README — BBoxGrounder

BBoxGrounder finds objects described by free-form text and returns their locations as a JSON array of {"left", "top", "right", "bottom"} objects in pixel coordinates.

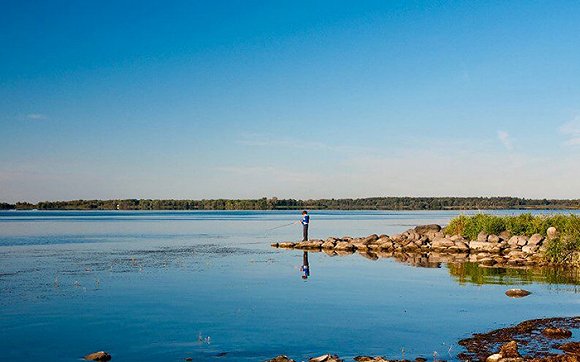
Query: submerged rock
[
  {"left": 84, "top": 351, "right": 112, "bottom": 361},
  {"left": 542, "top": 327, "right": 573, "bottom": 339},
  {"left": 558, "top": 342, "right": 580, "bottom": 355},
  {"left": 266, "top": 355, "right": 295, "bottom": 362},
  {"left": 505, "top": 289, "right": 531, "bottom": 298},
  {"left": 500, "top": 341, "right": 521, "bottom": 358}
]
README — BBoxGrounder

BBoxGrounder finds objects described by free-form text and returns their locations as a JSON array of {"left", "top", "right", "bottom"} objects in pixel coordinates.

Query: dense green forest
[{"left": 1, "top": 197, "right": 580, "bottom": 211}]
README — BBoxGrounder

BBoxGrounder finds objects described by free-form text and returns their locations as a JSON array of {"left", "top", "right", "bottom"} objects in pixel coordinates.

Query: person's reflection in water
[{"left": 300, "top": 251, "right": 310, "bottom": 279}]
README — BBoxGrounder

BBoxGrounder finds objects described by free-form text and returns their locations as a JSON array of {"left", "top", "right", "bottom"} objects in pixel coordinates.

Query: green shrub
[{"left": 444, "top": 213, "right": 580, "bottom": 263}]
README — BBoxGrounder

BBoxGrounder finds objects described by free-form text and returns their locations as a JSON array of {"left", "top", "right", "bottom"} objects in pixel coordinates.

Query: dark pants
[{"left": 303, "top": 224, "right": 308, "bottom": 241}]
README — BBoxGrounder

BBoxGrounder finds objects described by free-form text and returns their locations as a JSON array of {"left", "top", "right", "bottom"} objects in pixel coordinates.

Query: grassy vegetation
[{"left": 444, "top": 213, "right": 580, "bottom": 263}]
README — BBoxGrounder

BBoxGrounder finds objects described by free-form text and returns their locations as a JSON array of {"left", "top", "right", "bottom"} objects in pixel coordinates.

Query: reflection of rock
[
  {"left": 505, "top": 289, "right": 531, "bottom": 298},
  {"left": 84, "top": 351, "right": 112, "bottom": 361},
  {"left": 542, "top": 327, "right": 572, "bottom": 339},
  {"left": 358, "top": 251, "right": 379, "bottom": 260},
  {"left": 271, "top": 223, "right": 569, "bottom": 267}
]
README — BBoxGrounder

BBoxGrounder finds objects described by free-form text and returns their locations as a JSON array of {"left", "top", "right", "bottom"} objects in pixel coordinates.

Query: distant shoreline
[{"left": 2, "top": 197, "right": 580, "bottom": 211}]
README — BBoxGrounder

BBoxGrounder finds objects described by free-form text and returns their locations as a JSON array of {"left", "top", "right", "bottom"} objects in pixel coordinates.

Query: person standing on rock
[
  {"left": 300, "top": 210, "right": 309, "bottom": 241},
  {"left": 300, "top": 251, "right": 310, "bottom": 279}
]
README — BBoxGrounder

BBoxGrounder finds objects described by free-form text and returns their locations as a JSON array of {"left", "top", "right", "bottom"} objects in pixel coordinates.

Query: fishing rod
[{"left": 265, "top": 221, "right": 297, "bottom": 232}]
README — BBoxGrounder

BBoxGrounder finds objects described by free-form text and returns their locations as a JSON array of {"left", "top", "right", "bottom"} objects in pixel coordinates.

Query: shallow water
[{"left": 0, "top": 210, "right": 578, "bottom": 361}]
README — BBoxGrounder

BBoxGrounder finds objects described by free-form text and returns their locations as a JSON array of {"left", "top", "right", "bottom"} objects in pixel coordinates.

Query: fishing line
[{"left": 266, "top": 222, "right": 296, "bottom": 231}]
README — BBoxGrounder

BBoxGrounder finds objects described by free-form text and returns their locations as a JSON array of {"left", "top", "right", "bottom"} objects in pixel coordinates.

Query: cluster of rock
[
  {"left": 486, "top": 339, "right": 579, "bottom": 362},
  {"left": 459, "top": 316, "right": 579, "bottom": 362},
  {"left": 267, "top": 354, "right": 427, "bottom": 362},
  {"left": 272, "top": 224, "right": 559, "bottom": 267}
]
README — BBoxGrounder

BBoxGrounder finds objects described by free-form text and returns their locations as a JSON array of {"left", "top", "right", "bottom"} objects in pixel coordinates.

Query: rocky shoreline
[
  {"left": 266, "top": 317, "right": 579, "bottom": 362},
  {"left": 271, "top": 224, "right": 578, "bottom": 268}
]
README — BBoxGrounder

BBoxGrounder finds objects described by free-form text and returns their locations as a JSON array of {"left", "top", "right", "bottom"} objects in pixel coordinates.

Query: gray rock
[
  {"left": 547, "top": 227, "right": 558, "bottom": 240},
  {"left": 521, "top": 245, "right": 539, "bottom": 254},
  {"left": 414, "top": 224, "right": 441, "bottom": 234},
  {"left": 508, "top": 236, "right": 519, "bottom": 247},
  {"left": 527, "top": 233, "right": 544, "bottom": 246},
  {"left": 477, "top": 231, "right": 489, "bottom": 242},
  {"left": 431, "top": 237, "right": 455, "bottom": 249},
  {"left": 516, "top": 236, "right": 529, "bottom": 246},
  {"left": 469, "top": 241, "right": 497, "bottom": 252},
  {"left": 499, "top": 230, "right": 512, "bottom": 240}
]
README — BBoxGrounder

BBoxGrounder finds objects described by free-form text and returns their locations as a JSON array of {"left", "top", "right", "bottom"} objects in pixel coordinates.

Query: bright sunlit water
[{"left": 0, "top": 210, "right": 578, "bottom": 361}]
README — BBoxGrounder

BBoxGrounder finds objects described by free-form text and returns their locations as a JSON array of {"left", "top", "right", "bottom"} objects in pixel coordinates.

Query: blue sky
[{"left": 2, "top": 1, "right": 580, "bottom": 202}]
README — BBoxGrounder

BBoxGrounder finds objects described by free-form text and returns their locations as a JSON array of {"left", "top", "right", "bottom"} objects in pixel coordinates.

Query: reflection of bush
[
  {"left": 447, "top": 262, "right": 580, "bottom": 286},
  {"left": 445, "top": 214, "right": 580, "bottom": 263}
]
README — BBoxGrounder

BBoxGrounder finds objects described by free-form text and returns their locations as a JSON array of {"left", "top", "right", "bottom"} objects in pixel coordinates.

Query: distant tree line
[{"left": 1, "top": 197, "right": 580, "bottom": 211}]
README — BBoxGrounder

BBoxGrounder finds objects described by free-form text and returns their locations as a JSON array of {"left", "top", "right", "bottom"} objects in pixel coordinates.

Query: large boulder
[
  {"left": 547, "top": 226, "right": 558, "bottom": 240},
  {"left": 477, "top": 231, "right": 489, "bottom": 242},
  {"left": 527, "top": 233, "right": 544, "bottom": 246},
  {"left": 414, "top": 224, "right": 441, "bottom": 234},
  {"left": 431, "top": 237, "right": 455, "bottom": 249},
  {"left": 521, "top": 245, "right": 539, "bottom": 254},
  {"left": 508, "top": 236, "right": 520, "bottom": 247},
  {"left": 469, "top": 241, "right": 499, "bottom": 253},
  {"left": 516, "top": 236, "right": 529, "bottom": 246}
]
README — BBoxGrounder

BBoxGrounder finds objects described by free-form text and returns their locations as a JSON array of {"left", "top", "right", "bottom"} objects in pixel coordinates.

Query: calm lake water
[{"left": 0, "top": 210, "right": 579, "bottom": 362}]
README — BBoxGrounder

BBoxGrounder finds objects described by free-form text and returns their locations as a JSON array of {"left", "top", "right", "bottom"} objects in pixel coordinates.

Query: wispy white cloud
[
  {"left": 497, "top": 130, "right": 513, "bottom": 151},
  {"left": 25, "top": 113, "right": 48, "bottom": 120},
  {"left": 559, "top": 117, "right": 580, "bottom": 146}
]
